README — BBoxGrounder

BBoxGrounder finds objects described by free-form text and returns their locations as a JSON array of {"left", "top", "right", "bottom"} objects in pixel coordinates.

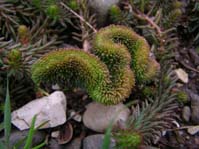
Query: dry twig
[{"left": 60, "top": 2, "right": 97, "bottom": 33}]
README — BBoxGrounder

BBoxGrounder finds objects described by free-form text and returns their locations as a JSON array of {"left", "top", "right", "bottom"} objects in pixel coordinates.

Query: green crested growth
[
  {"left": 93, "top": 25, "right": 159, "bottom": 83},
  {"left": 31, "top": 25, "right": 159, "bottom": 104},
  {"left": 31, "top": 49, "right": 108, "bottom": 89},
  {"left": 31, "top": 49, "right": 134, "bottom": 105}
]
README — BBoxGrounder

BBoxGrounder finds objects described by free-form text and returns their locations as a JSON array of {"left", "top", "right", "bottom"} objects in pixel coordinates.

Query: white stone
[
  {"left": 187, "top": 125, "right": 199, "bottom": 135},
  {"left": 88, "top": 0, "right": 119, "bottom": 24},
  {"left": 52, "top": 84, "right": 60, "bottom": 90},
  {"left": 11, "top": 91, "right": 67, "bottom": 130},
  {"left": 174, "top": 68, "right": 189, "bottom": 83},
  {"left": 83, "top": 102, "right": 130, "bottom": 132},
  {"left": 83, "top": 134, "right": 116, "bottom": 149},
  {"left": 51, "top": 131, "right": 60, "bottom": 138},
  {"left": 89, "top": 0, "right": 119, "bottom": 13},
  {"left": 70, "top": 110, "right": 82, "bottom": 122}
]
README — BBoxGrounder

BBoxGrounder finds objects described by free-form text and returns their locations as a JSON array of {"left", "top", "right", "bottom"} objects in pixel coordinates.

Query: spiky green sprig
[
  {"left": 30, "top": 0, "right": 73, "bottom": 26},
  {"left": 0, "top": 27, "right": 57, "bottom": 105},
  {"left": 0, "top": 0, "right": 39, "bottom": 39},
  {"left": 69, "top": 0, "right": 97, "bottom": 46},
  {"left": 0, "top": 0, "right": 72, "bottom": 41},
  {"left": 3, "top": 22, "right": 63, "bottom": 65},
  {"left": 114, "top": 60, "right": 178, "bottom": 146},
  {"left": 122, "top": 0, "right": 180, "bottom": 54},
  {"left": 108, "top": 4, "right": 133, "bottom": 26}
]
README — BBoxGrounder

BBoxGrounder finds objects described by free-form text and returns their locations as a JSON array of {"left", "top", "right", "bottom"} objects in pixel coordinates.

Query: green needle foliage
[
  {"left": 113, "top": 60, "right": 178, "bottom": 148},
  {"left": 4, "top": 78, "right": 11, "bottom": 149},
  {"left": 31, "top": 25, "right": 159, "bottom": 105}
]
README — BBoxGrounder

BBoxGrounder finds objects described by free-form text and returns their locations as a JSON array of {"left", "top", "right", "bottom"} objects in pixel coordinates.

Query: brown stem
[
  {"left": 128, "top": 4, "right": 165, "bottom": 51},
  {"left": 60, "top": 2, "right": 97, "bottom": 33}
]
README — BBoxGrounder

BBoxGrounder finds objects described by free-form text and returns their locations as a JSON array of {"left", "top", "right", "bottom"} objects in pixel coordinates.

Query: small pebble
[
  {"left": 51, "top": 131, "right": 60, "bottom": 138},
  {"left": 187, "top": 125, "right": 199, "bottom": 135},
  {"left": 70, "top": 110, "right": 82, "bottom": 122},
  {"left": 174, "top": 68, "right": 189, "bottom": 83},
  {"left": 83, "top": 134, "right": 115, "bottom": 149},
  {"left": 182, "top": 106, "right": 191, "bottom": 122}
]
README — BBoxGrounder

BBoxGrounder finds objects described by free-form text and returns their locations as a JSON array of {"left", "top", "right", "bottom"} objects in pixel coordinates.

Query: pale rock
[
  {"left": 51, "top": 131, "right": 60, "bottom": 138},
  {"left": 83, "top": 134, "right": 115, "bottom": 149},
  {"left": 83, "top": 102, "right": 130, "bottom": 132},
  {"left": 49, "top": 138, "right": 82, "bottom": 149},
  {"left": 187, "top": 125, "right": 199, "bottom": 135},
  {"left": 190, "top": 91, "right": 199, "bottom": 124},
  {"left": 52, "top": 84, "right": 61, "bottom": 90},
  {"left": 0, "top": 130, "right": 46, "bottom": 148},
  {"left": 174, "top": 68, "right": 189, "bottom": 83},
  {"left": 182, "top": 106, "right": 191, "bottom": 122},
  {"left": 70, "top": 110, "right": 82, "bottom": 122},
  {"left": 65, "top": 138, "right": 82, "bottom": 149},
  {"left": 88, "top": 0, "right": 119, "bottom": 25},
  {"left": 11, "top": 91, "right": 67, "bottom": 130}
]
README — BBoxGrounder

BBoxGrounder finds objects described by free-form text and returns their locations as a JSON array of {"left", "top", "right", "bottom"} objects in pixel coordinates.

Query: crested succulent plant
[{"left": 31, "top": 25, "right": 159, "bottom": 105}]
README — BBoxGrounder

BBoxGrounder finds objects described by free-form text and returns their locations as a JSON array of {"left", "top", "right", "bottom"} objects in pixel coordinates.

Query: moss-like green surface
[{"left": 31, "top": 25, "right": 158, "bottom": 104}]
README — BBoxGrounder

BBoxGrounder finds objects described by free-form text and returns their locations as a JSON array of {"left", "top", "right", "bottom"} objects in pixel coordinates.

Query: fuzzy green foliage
[
  {"left": 93, "top": 25, "right": 158, "bottom": 83},
  {"left": 17, "top": 25, "right": 29, "bottom": 38},
  {"left": 176, "top": 91, "right": 188, "bottom": 104},
  {"left": 114, "top": 129, "right": 142, "bottom": 149},
  {"left": 67, "top": 0, "right": 79, "bottom": 10},
  {"left": 142, "top": 86, "right": 156, "bottom": 98},
  {"left": 7, "top": 49, "right": 23, "bottom": 70},
  {"left": 46, "top": 4, "right": 60, "bottom": 20},
  {"left": 31, "top": 25, "right": 158, "bottom": 104},
  {"left": 31, "top": 49, "right": 134, "bottom": 105},
  {"left": 109, "top": 5, "right": 123, "bottom": 21},
  {"left": 108, "top": 4, "right": 133, "bottom": 26}
]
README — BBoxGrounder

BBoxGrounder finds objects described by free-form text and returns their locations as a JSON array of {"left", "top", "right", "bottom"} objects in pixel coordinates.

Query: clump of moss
[
  {"left": 114, "top": 129, "right": 142, "bottom": 149},
  {"left": 68, "top": 0, "right": 79, "bottom": 10},
  {"left": 31, "top": 49, "right": 134, "bottom": 105},
  {"left": 17, "top": 25, "right": 30, "bottom": 44},
  {"left": 46, "top": 4, "right": 60, "bottom": 20},
  {"left": 93, "top": 25, "right": 159, "bottom": 83},
  {"left": 31, "top": 25, "right": 159, "bottom": 105},
  {"left": 109, "top": 5, "right": 123, "bottom": 22},
  {"left": 142, "top": 86, "right": 156, "bottom": 98},
  {"left": 17, "top": 25, "right": 29, "bottom": 38},
  {"left": 176, "top": 91, "right": 188, "bottom": 104},
  {"left": 7, "top": 49, "right": 23, "bottom": 70}
]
